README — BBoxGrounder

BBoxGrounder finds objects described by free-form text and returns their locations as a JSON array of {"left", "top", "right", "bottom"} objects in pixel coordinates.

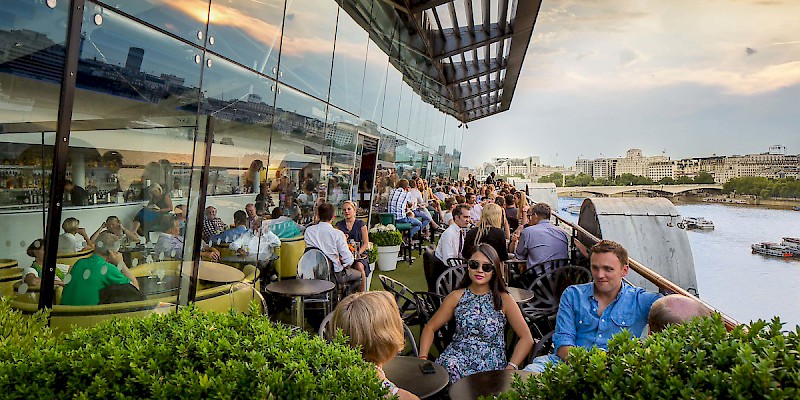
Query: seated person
[
  {"left": 229, "top": 222, "right": 280, "bottom": 261},
  {"left": 60, "top": 232, "right": 140, "bottom": 306},
  {"left": 154, "top": 214, "right": 220, "bottom": 261},
  {"left": 174, "top": 205, "right": 187, "bottom": 236},
  {"left": 513, "top": 203, "right": 569, "bottom": 270},
  {"left": 524, "top": 240, "right": 662, "bottom": 373},
  {"left": 335, "top": 201, "right": 370, "bottom": 292},
  {"left": 648, "top": 294, "right": 712, "bottom": 334},
  {"left": 332, "top": 292, "right": 420, "bottom": 400},
  {"left": 90, "top": 216, "right": 140, "bottom": 244},
  {"left": 202, "top": 206, "right": 228, "bottom": 243},
  {"left": 210, "top": 210, "right": 249, "bottom": 244},
  {"left": 57, "top": 217, "right": 93, "bottom": 254},
  {"left": 22, "top": 239, "right": 64, "bottom": 287},
  {"left": 245, "top": 203, "right": 260, "bottom": 231},
  {"left": 304, "top": 203, "right": 364, "bottom": 293},
  {"left": 261, "top": 209, "right": 304, "bottom": 238},
  {"left": 461, "top": 203, "right": 509, "bottom": 262},
  {"left": 132, "top": 204, "right": 164, "bottom": 239}
]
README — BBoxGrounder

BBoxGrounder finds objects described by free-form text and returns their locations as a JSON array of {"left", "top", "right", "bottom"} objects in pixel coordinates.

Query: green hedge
[
  {"left": 497, "top": 315, "right": 799, "bottom": 399},
  {"left": 0, "top": 299, "right": 388, "bottom": 399}
]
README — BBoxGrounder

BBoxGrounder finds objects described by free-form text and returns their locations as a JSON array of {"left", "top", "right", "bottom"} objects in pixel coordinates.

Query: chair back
[
  {"left": 446, "top": 257, "right": 465, "bottom": 268},
  {"left": 434, "top": 266, "right": 467, "bottom": 297},
  {"left": 520, "top": 265, "right": 592, "bottom": 327},
  {"left": 516, "top": 258, "right": 571, "bottom": 289},
  {"left": 378, "top": 275, "right": 420, "bottom": 325},
  {"left": 378, "top": 213, "right": 396, "bottom": 226},
  {"left": 414, "top": 291, "right": 454, "bottom": 353},
  {"left": 422, "top": 246, "right": 439, "bottom": 292},
  {"left": 298, "top": 248, "right": 333, "bottom": 281},
  {"left": 318, "top": 311, "right": 335, "bottom": 340}
]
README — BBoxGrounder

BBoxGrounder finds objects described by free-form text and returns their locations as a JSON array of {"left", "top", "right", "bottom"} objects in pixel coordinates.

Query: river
[{"left": 557, "top": 197, "right": 800, "bottom": 330}]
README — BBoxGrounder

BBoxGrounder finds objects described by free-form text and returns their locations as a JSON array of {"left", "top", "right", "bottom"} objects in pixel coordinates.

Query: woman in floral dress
[{"left": 418, "top": 244, "right": 533, "bottom": 383}]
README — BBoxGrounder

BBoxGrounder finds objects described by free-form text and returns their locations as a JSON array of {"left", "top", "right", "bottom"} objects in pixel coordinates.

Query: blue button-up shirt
[
  {"left": 515, "top": 220, "right": 569, "bottom": 270},
  {"left": 553, "top": 282, "right": 661, "bottom": 352}
]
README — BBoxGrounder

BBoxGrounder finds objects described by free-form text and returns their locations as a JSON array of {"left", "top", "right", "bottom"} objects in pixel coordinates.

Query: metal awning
[{"left": 341, "top": 0, "right": 542, "bottom": 123}]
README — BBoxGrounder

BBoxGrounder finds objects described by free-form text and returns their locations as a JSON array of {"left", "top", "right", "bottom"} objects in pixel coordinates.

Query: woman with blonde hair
[
  {"left": 461, "top": 203, "right": 509, "bottom": 261},
  {"left": 335, "top": 200, "right": 369, "bottom": 292},
  {"left": 333, "top": 292, "right": 420, "bottom": 400}
]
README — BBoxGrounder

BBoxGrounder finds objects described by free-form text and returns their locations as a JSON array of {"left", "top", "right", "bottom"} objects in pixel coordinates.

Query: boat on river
[
  {"left": 561, "top": 204, "right": 581, "bottom": 215},
  {"left": 678, "top": 217, "right": 715, "bottom": 230},
  {"left": 751, "top": 242, "right": 795, "bottom": 258}
]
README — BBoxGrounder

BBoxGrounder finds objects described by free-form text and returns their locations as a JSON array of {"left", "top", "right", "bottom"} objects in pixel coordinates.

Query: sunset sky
[{"left": 461, "top": 0, "right": 800, "bottom": 167}]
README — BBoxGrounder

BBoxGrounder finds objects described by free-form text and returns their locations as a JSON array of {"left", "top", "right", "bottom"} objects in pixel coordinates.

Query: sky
[{"left": 461, "top": 0, "right": 800, "bottom": 168}]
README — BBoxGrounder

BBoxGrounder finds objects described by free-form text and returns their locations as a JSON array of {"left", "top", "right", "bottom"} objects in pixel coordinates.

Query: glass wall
[{"left": 0, "top": 0, "right": 462, "bottom": 316}]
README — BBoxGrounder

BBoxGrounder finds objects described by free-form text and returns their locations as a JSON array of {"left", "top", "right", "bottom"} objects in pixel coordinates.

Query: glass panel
[
  {"left": 396, "top": 81, "right": 413, "bottom": 136},
  {"left": 381, "top": 62, "right": 401, "bottom": 132},
  {"left": 374, "top": 127, "right": 397, "bottom": 215},
  {"left": 328, "top": 0, "right": 369, "bottom": 114},
  {"left": 57, "top": 2, "right": 205, "bottom": 308},
  {"left": 360, "top": 39, "right": 388, "bottom": 125},
  {"left": 270, "top": 84, "right": 326, "bottom": 224},
  {"left": 0, "top": 0, "right": 67, "bottom": 304},
  {"left": 278, "top": 0, "right": 338, "bottom": 100},
  {"left": 94, "top": 0, "right": 210, "bottom": 46},
  {"left": 207, "top": 0, "right": 285, "bottom": 78}
]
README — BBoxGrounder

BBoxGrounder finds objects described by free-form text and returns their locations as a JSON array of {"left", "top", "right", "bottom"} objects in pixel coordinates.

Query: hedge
[
  {"left": 0, "top": 299, "right": 388, "bottom": 399},
  {"left": 497, "top": 315, "right": 799, "bottom": 399}
]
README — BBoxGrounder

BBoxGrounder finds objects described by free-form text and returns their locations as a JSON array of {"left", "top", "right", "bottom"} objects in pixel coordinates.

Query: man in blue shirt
[
  {"left": 514, "top": 203, "right": 569, "bottom": 270},
  {"left": 524, "top": 240, "right": 661, "bottom": 372},
  {"left": 211, "top": 210, "right": 249, "bottom": 244}
]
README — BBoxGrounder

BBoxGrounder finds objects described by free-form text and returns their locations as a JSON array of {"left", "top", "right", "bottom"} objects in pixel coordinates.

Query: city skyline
[{"left": 461, "top": 0, "right": 800, "bottom": 168}]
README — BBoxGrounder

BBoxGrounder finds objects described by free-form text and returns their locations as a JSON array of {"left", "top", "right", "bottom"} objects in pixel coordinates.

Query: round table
[
  {"left": 507, "top": 287, "right": 534, "bottom": 303},
  {"left": 181, "top": 261, "right": 246, "bottom": 283},
  {"left": 265, "top": 279, "right": 335, "bottom": 328},
  {"left": 448, "top": 370, "right": 535, "bottom": 400},
  {"left": 220, "top": 254, "right": 262, "bottom": 265},
  {"left": 383, "top": 356, "right": 449, "bottom": 399},
  {"left": 136, "top": 275, "right": 181, "bottom": 298}
]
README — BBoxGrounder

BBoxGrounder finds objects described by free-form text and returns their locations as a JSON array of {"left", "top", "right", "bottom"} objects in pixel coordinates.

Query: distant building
[{"left": 575, "top": 159, "right": 594, "bottom": 176}]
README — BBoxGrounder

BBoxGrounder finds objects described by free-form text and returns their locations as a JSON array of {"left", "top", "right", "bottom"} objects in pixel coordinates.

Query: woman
[
  {"left": 57, "top": 217, "right": 93, "bottom": 253},
  {"left": 333, "top": 292, "right": 420, "bottom": 400},
  {"left": 441, "top": 197, "right": 457, "bottom": 226},
  {"left": 515, "top": 192, "right": 530, "bottom": 233},
  {"left": 147, "top": 183, "right": 173, "bottom": 212},
  {"left": 419, "top": 244, "right": 533, "bottom": 383},
  {"left": 335, "top": 200, "right": 370, "bottom": 292},
  {"left": 22, "top": 239, "right": 64, "bottom": 287},
  {"left": 461, "top": 203, "right": 509, "bottom": 262}
]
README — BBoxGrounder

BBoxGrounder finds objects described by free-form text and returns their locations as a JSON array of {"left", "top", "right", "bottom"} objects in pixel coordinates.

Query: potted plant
[{"left": 369, "top": 224, "right": 402, "bottom": 272}]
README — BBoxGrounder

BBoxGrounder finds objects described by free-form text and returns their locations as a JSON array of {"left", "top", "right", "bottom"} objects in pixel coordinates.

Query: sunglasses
[{"left": 467, "top": 260, "right": 495, "bottom": 273}]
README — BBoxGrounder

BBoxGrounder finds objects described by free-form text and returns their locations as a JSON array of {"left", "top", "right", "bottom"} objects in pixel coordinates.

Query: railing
[{"left": 550, "top": 211, "right": 740, "bottom": 331}]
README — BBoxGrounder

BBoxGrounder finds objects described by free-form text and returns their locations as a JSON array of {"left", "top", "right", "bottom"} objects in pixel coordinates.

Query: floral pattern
[{"left": 435, "top": 288, "right": 506, "bottom": 383}]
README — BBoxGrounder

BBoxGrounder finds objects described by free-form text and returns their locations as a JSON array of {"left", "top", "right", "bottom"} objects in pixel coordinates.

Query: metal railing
[{"left": 550, "top": 211, "right": 739, "bottom": 331}]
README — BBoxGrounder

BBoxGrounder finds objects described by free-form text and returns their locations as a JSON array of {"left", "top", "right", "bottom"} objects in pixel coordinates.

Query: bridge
[{"left": 555, "top": 184, "right": 723, "bottom": 196}]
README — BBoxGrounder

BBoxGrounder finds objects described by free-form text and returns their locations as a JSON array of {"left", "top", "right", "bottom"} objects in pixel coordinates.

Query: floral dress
[{"left": 435, "top": 288, "right": 506, "bottom": 382}]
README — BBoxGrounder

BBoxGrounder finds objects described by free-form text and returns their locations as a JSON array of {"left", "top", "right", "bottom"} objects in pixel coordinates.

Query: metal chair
[
  {"left": 297, "top": 248, "right": 337, "bottom": 316},
  {"left": 446, "top": 257, "right": 466, "bottom": 268},
  {"left": 515, "top": 258, "right": 571, "bottom": 290},
  {"left": 414, "top": 291, "right": 454, "bottom": 353},
  {"left": 423, "top": 246, "right": 449, "bottom": 293},
  {"left": 378, "top": 275, "right": 421, "bottom": 326},
  {"left": 520, "top": 265, "right": 592, "bottom": 332},
  {"left": 434, "top": 265, "right": 467, "bottom": 297}
]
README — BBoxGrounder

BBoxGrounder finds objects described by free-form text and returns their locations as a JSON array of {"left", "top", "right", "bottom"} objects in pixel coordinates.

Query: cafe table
[
  {"left": 265, "top": 279, "right": 335, "bottom": 328},
  {"left": 507, "top": 287, "right": 534, "bottom": 303},
  {"left": 180, "top": 261, "right": 246, "bottom": 283},
  {"left": 136, "top": 275, "right": 181, "bottom": 299},
  {"left": 448, "top": 370, "right": 535, "bottom": 400},
  {"left": 383, "top": 356, "right": 449, "bottom": 399}
]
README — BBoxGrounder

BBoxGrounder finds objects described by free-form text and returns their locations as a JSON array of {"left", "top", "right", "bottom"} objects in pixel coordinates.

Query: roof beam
[
  {"left": 463, "top": 94, "right": 499, "bottom": 111},
  {"left": 432, "top": 23, "right": 512, "bottom": 59},
  {"left": 442, "top": 58, "right": 504, "bottom": 85},
  {"left": 457, "top": 79, "right": 502, "bottom": 100},
  {"left": 406, "top": 0, "right": 451, "bottom": 14}
]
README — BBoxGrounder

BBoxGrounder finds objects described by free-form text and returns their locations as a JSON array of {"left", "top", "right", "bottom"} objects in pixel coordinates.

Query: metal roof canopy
[{"left": 341, "top": 0, "right": 542, "bottom": 123}]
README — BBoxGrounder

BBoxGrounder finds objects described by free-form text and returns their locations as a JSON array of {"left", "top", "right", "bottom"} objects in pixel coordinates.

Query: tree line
[
  {"left": 722, "top": 176, "right": 800, "bottom": 199},
  {"left": 537, "top": 171, "right": 716, "bottom": 187}
]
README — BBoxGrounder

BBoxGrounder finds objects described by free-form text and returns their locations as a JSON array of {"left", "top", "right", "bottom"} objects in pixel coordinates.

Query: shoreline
[{"left": 559, "top": 194, "right": 800, "bottom": 211}]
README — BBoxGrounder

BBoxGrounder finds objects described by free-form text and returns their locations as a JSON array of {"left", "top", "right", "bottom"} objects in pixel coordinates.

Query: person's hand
[
  {"left": 208, "top": 250, "right": 220, "bottom": 261},
  {"left": 77, "top": 227, "right": 87, "bottom": 236},
  {"left": 100, "top": 221, "right": 107, "bottom": 229},
  {"left": 108, "top": 250, "right": 123, "bottom": 266},
  {"left": 236, "top": 248, "right": 246, "bottom": 256},
  {"left": 505, "top": 365, "right": 516, "bottom": 370}
]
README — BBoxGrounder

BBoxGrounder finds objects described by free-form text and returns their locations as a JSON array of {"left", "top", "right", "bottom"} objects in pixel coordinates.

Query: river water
[{"left": 557, "top": 197, "right": 800, "bottom": 329}]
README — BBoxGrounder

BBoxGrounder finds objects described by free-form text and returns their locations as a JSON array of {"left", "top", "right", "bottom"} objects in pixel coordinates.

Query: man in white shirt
[
  {"left": 304, "top": 203, "right": 365, "bottom": 292},
  {"left": 230, "top": 223, "right": 281, "bottom": 261},
  {"left": 466, "top": 193, "right": 482, "bottom": 222},
  {"left": 58, "top": 217, "right": 92, "bottom": 254},
  {"left": 435, "top": 204, "right": 471, "bottom": 264}
]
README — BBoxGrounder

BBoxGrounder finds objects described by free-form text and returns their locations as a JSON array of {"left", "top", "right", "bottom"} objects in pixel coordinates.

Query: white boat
[
  {"left": 781, "top": 237, "right": 800, "bottom": 256},
  {"left": 565, "top": 204, "right": 581, "bottom": 215},
  {"left": 751, "top": 242, "right": 795, "bottom": 258},
  {"left": 678, "top": 217, "right": 715, "bottom": 230}
]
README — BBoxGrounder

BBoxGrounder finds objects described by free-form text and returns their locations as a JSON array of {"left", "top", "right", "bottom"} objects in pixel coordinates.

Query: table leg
[{"left": 295, "top": 295, "right": 304, "bottom": 328}]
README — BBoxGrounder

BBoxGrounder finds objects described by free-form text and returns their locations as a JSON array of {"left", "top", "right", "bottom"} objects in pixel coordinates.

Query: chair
[
  {"left": 378, "top": 275, "right": 421, "bottom": 326},
  {"left": 515, "top": 258, "right": 571, "bottom": 290},
  {"left": 423, "top": 246, "right": 449, "bottom": 293},
  {"left": 297, "top": 248, "right": 337, "bottom": 316},
  {"left": 434, "top": 266, "right": 467, "bottom": 297},
  {"left": 529, "top": 329, "right": 556, "bottom": 361},
  {"left": 414, "top": 291, "right": 454, "bottom": 353},
  {"left": 520, "top": 266, "right": 592, "bottom": 332},
  {"left": 446, "top": 257, "right": 465, "bottom": 268},
  {"left": 319, "top": 311, "right": 418, "bottom": 357}
]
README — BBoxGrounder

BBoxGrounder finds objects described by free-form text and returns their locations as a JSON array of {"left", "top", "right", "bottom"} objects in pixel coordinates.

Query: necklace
[{"left": 375, "top": 364, "right": 385, "bottom": 378}]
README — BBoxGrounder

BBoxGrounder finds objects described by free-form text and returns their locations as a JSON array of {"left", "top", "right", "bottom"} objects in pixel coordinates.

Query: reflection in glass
[
  {"left": 279, "top": 0, "right": 338, "bottom": 100},
  {"left": 95, "top": 0, "right": 211, "bottom": 46},
  {"left": 329, "top": 1, "right": 369, "bottom": 115},
  {"left": 360, "top": 40, "right": 388, "bottom": 124},
  {"left": 207, "top": 0, "right": 285, "bottom": 78}
]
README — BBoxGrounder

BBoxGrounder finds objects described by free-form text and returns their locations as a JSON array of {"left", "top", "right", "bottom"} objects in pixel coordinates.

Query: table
[
  {"left": 136, "top": 275, "right": 180, "bottom": 299},
  {"left": 448, "top": 370, "right": 535, "bottom": 400},
  {"left": 265, "top": 279, "right": 335, "bottom": 327},
  {"left": 504, "top": 258, "right": 527, "bottom": 284},
  {"left": 507, "top": 287, "right": 534, "bottom": 303},
  {"left": 181, "top": 261, "right": 246, "bottom": 283},
  {"left": 383, "top": 356, "right": 449, "bottom": 399},
  {"left": 220, "top": 254, "right": 262, "bottom": 265}
]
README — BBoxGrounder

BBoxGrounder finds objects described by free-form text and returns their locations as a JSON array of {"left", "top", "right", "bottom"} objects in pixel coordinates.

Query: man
[
  {"left": 229, "top": 221, "right": 280, "bottom": 261},
  {"left": 245, "top": 203, "right": 260, "bottom": 231},
  {"left": 64, "top": 179, "right": 88, "bottom": 206},
  {"left": 211, "top": 210, "right": 249, "bottom": 243},
  {"left": 61, "top": 232, "right": 140, "bottom": 306},
  {"left": 155, "top": 215, "right": 220, "bottom": 261},
  {"left": 466, "top": 192, "right": 482, "bottom": 222},
  {"left": 430, "top": 204, "right": 471, "bottom": 291},
  {"left": 91, "top": 216, "right": 140, "bottom": 244},
  {"left": 485, "top": 172, "right": 496, "bottom": 186},
  {"left": 408, "top": 179, "right": 434, "bottom": 234},
  {"left": 58, "top": 217, "right": 93, "bottom": 253},
  {"left": 524, "top": 240, "right": 661, "bottom": 372},
  {"left": 202, "top": 206, "right": 227, "bottom": 243},
  {"left": 648, "top": 294, "right": 711, "bottom": 334},
  {"left": 304, "top": 202, "right": 365, "bottom": 292},
  {"left": 387, "top": 179, "right": 422, "bottom": 238},
  {"left": 514, "top": 203, "right": 569, "bottom": 270}
]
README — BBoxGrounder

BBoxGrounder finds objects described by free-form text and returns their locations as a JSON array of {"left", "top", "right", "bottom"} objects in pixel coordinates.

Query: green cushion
[
  {"left": 395, "top": 222, "right": 412, "bottom": 231},
  {"left": 378, "top": 213, "right": 394, "bottom": 226}
]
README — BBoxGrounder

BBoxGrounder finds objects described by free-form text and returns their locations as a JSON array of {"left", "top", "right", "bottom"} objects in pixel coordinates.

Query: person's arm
[
  {"left": 90, "top": 222, "right": 107, "bottom": 243},
  {"left": 514, "top": 230, "right": 528, "bottom": 259},
  {"left": 552, "top": 287, "right": 578, "bottom": 362},
  {"left": 162, "top": 194, "right": 173, "bottom": 212},
  {"left": 503, "top": 293, "right": 534, "bottom": 369},
  {"left": 396, "top": 388, "right": 420, "bottom": 400},
  {"left": 24, "top": 272, "right": 41, "bottom": 287},
  {"left": 502, "top": 209, "right": 511, "bottom": 240},
  {"left": 358, "top": 223, "right": 369, "bottom": 255},
  {"left": 77, "top": 227, "right": 94, "bottom": 249},
  {"left": 419, "top": 290, "right": 462, "bottom": 359},
  {"left": 108, "top": 250, "right": 139, "bottom": 290},
  {"left": 337, "top": 231, "right": 355, "bottom": 268},
  {"left": 121, "top": 225, "right": 140, "bottom": 242}
]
